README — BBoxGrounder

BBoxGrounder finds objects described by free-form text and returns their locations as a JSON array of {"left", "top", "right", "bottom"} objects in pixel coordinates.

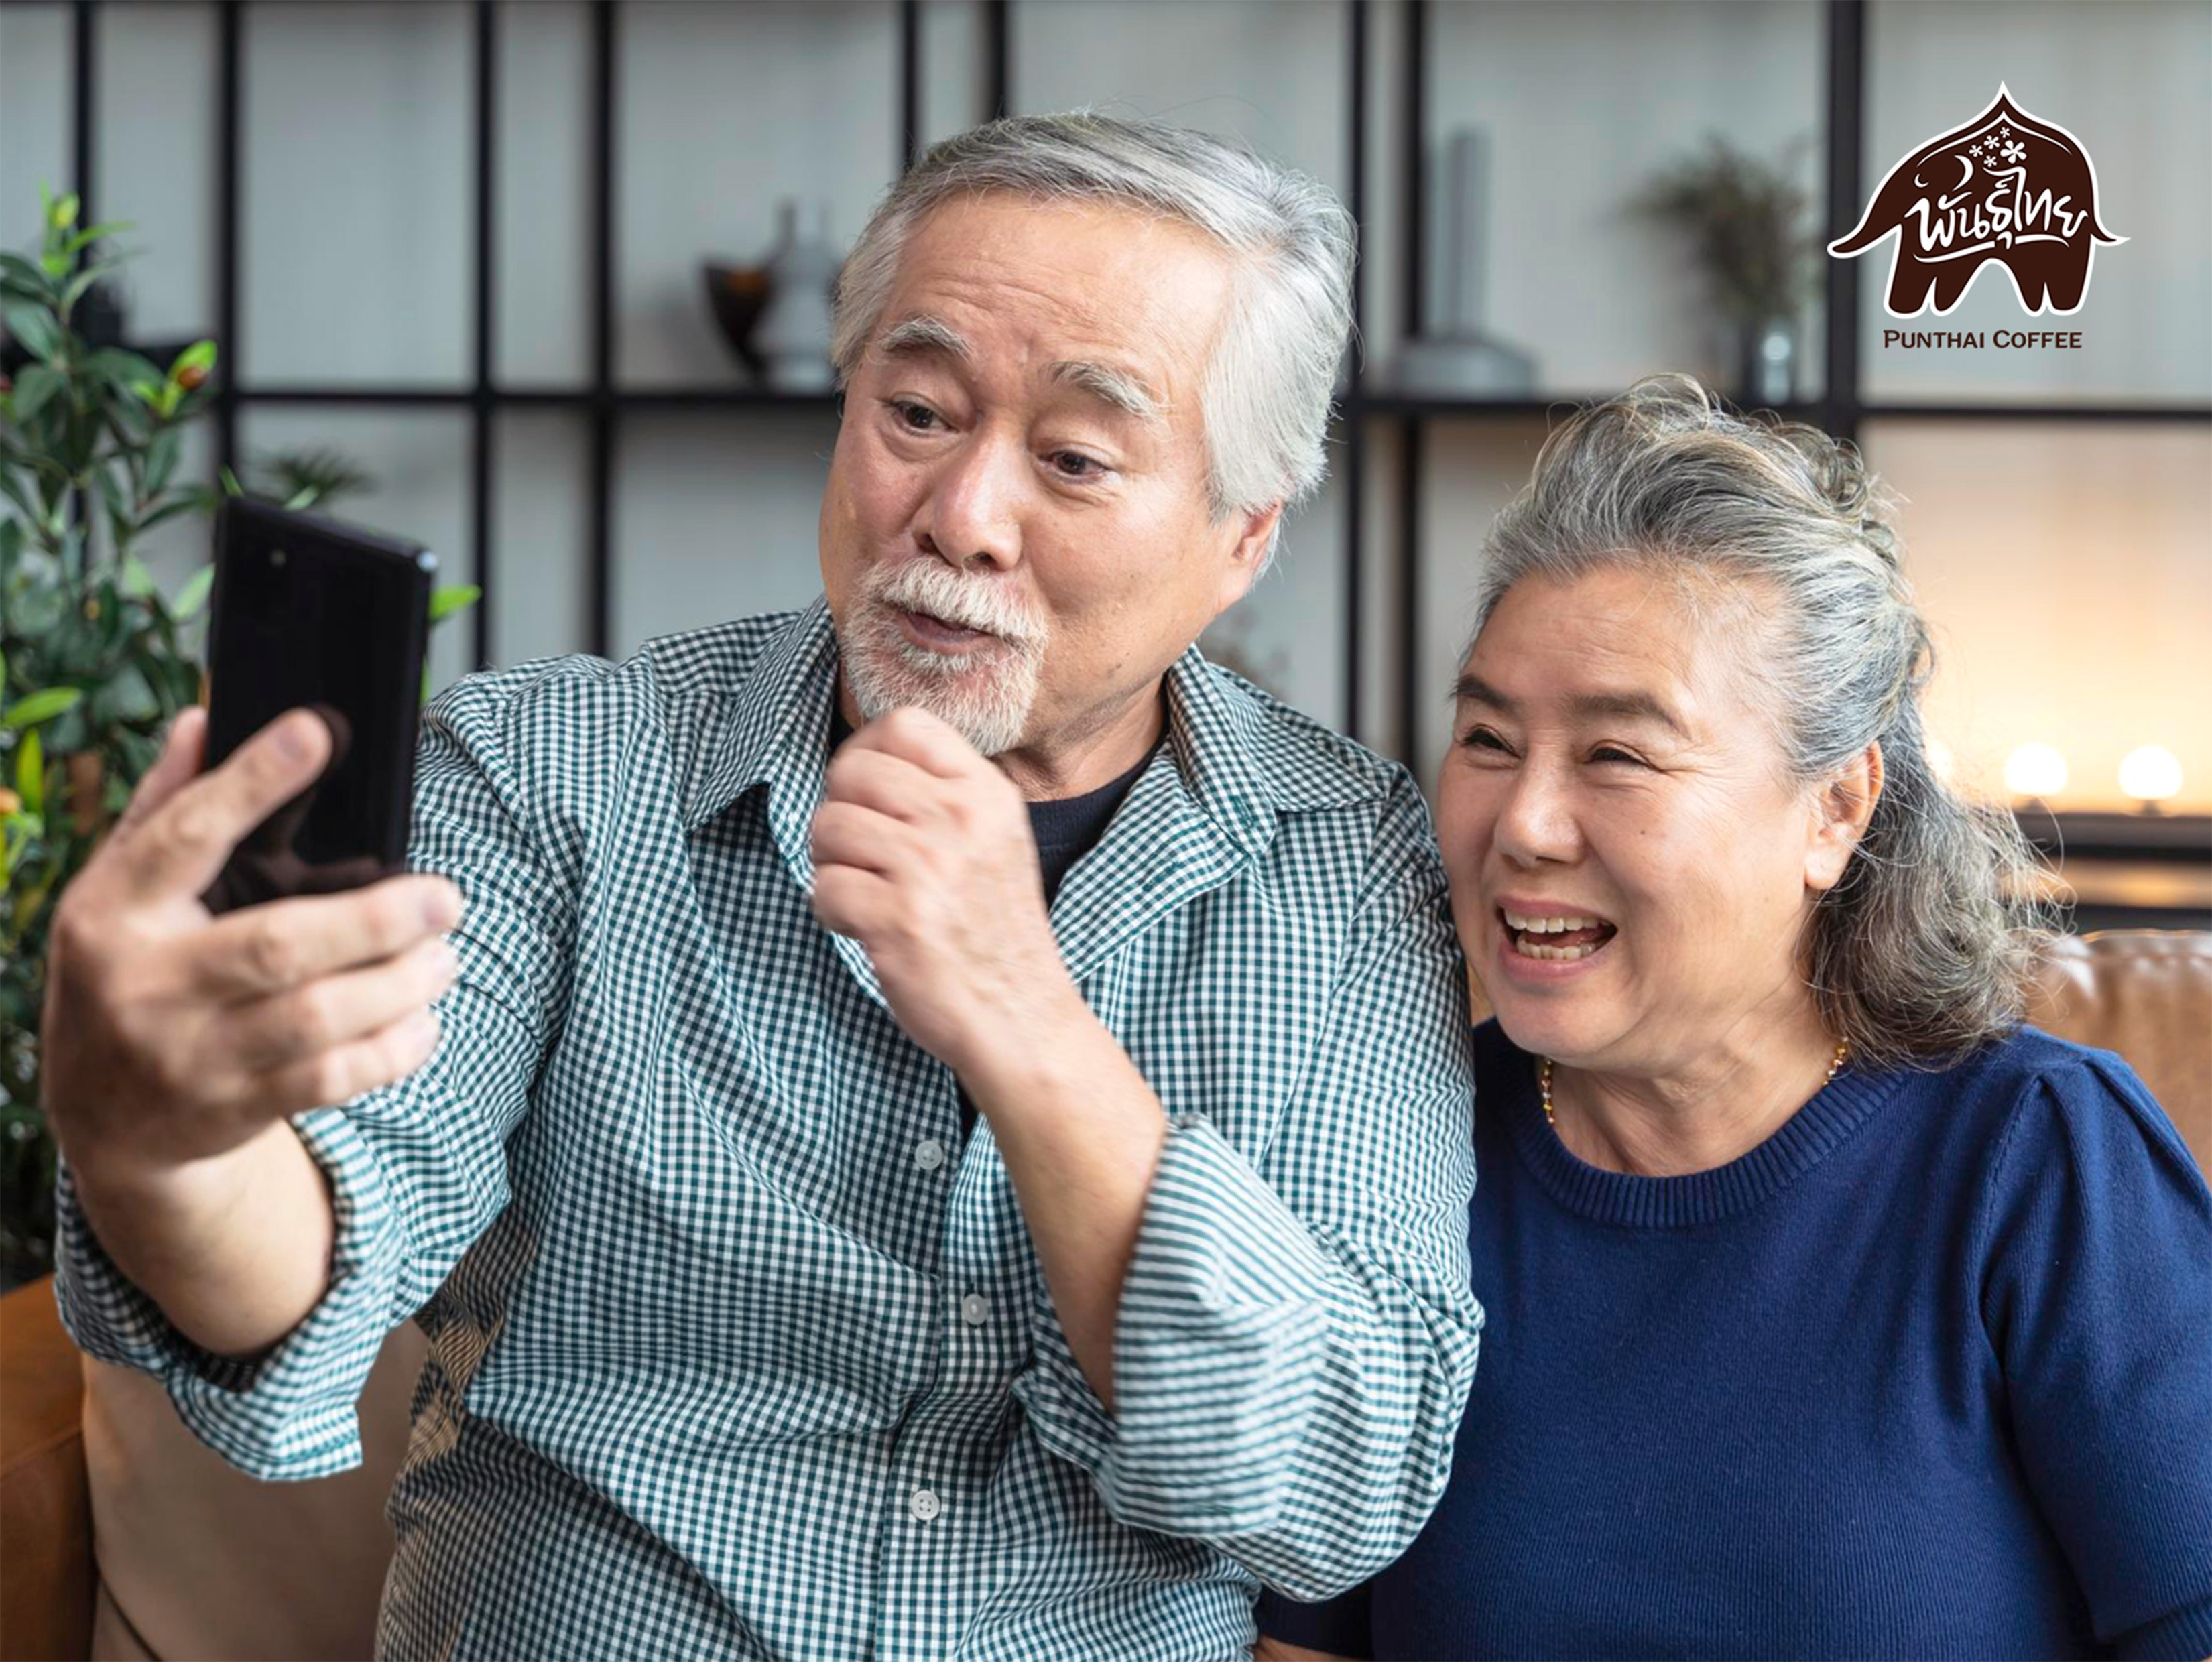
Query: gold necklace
[{"left": 1540, "top": 1039, "right": 1850, "bottom": 1130}]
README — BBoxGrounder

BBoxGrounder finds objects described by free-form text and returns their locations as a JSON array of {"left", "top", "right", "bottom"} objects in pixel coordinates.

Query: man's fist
[{"left": 808, "top": 706, "right": 1078, "bottom": 1081}]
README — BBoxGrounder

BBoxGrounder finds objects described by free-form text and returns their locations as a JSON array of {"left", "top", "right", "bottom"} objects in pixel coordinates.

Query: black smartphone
[{"left": 200, "top": 497, "right": 438, "bottom": 915}]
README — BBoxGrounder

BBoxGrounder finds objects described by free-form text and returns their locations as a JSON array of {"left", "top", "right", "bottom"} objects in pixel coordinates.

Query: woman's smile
[{"left": 1493, "top": 901, "right": 1619, "bottom": 981}]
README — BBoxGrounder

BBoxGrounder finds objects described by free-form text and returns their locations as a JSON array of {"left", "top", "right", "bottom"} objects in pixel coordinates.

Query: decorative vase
[
  {"left": 702, "top": 262, "right": 772, "bottom": 381},
  {"left": 753, "top": 200, "right": 838, "bottom": 394},
  {"left": 1392, "top": 126, "right": 1536, "bottom": 397}
]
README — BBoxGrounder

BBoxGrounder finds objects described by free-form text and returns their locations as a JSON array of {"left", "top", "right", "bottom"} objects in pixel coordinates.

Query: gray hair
[
  {"left": 1469, "top": 374, "right": 2053, "bottom": 1071},
  {"left": 830, "top": 111, "right": 1357, "bottom": 574}
]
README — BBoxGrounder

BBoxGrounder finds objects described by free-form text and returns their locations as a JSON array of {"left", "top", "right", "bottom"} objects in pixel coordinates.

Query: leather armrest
[{"left": 1, "top": 1275, "right": 94, "bottom": 1662}]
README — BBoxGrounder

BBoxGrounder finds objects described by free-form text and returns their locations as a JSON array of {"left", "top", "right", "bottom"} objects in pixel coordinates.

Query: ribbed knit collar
[{"left": 1482, "top": 1021, "right": 1910, "bottom": 1229}]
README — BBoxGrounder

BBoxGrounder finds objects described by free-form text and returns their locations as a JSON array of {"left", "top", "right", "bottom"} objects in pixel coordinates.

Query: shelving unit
[{"left": 12, "top": 0, "right": 2207, "bottom": 800}]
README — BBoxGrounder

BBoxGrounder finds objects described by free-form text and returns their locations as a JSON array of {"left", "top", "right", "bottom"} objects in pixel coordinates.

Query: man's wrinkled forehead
[{"left": 871, "top": 313, "right": 1170, "bottom": 430}]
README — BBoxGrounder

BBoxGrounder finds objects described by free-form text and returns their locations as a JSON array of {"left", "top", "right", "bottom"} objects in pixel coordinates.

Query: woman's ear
[{"left": 1805, "top": 741, "right": 1884, "bottom": 893}]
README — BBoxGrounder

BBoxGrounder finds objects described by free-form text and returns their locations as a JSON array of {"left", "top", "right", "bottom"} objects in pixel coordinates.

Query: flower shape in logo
[{"left": 2001, "top": 139, "right": 2026, "bottom": 164}]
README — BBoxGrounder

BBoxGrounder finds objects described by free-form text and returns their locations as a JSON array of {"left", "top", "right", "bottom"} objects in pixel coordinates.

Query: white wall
[{"left": 5, "top": 0, "right": 2207, "bottom": 807}]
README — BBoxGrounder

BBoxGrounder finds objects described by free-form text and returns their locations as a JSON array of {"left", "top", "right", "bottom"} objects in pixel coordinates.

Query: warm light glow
[
  {"left": 2003, "top": 743, "right": 2069, "bottom": 800},
  {"left": 2119, "top": 745, "right": 2184, "bottom": 804},
  {"left": 1924, "top": 737, "right": 1958, "bottom": 787}
]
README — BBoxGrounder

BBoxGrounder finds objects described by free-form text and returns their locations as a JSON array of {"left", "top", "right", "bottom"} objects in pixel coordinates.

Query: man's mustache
[{"left": 865, "top": 563, "right": 1047, "bottom": 650}]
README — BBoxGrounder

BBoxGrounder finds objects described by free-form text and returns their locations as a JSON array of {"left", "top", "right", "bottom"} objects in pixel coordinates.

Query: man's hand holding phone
[{"left": 40, "top": 703, "right": 461, "bottom": 1359}]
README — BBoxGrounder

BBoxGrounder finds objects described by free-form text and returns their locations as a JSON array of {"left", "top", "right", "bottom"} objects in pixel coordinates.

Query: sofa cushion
[
  {"left": 82, "top": 1320, "right": 425, "bottom": 1662},
  {"left": 1, "top": 1277, "right": 94, "bottom": 1662}
]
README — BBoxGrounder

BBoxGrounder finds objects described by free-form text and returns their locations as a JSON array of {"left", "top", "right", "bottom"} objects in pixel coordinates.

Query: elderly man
[{"left": 43, "top": 114, "right": 1479, "bottom": 1661}]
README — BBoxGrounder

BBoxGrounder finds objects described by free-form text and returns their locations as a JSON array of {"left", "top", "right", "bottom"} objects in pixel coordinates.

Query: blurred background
[{"left": 3, "top": 0, "right": 2207, "bottom": 928}]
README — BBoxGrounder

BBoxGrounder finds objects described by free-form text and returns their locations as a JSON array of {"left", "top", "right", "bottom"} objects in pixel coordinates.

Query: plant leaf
[
  {"left": 171, "top": 564, "right": 214, "bottom": 619},
  {"left": 168, "top": 340, "right": 217, "bottom": 381},
  {"left": 135, "top": 495, "right": 207, "bottom": 536},
  {"left": 86, "top": 347, "right": 162, "bottom": 394},
  {"left": 0, "top": 467, "right": 41, "bottom": 523},
  {"left": 144, "top": 427, "right": 182, "bottom": 498},
  {"left": 60, "top": 221, "right": 131, "bottom": 256},
  {"left": 1, "top": 304, "right": 63, "bottom": 365},
  {"left": 219, "top": 466, "right": 244, "bottom": 498},
  {"left": 0, "top": 253, "right": 52, "bottom": 298},
  {"left": 90, "top": 663, "right": 159, "bottom": 726},
  {"left": 60, "top": 261, "right": 123, "bottom": 315},
  {"left": 14, "top": 731, "right": 41, "bottom": 818},
  {"left": 1, "top": 688, "right": 83, "bottom": 730},
  {"left": 95, "top": 462, "right": 129, "bottom": 520},
  {"left": 10, "top": 364, "right": 66, "bottom": 424},
  {"left": 428, "top": 584, "right": 483, "bottom": 625},
  {"left": 119, "top": 555, "right": 158, "bottom": 598}
]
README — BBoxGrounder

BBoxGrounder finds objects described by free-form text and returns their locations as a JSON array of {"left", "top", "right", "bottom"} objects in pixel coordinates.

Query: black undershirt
[{"left": 826, "top": 706, "right": 1157, "bottom": 1140}]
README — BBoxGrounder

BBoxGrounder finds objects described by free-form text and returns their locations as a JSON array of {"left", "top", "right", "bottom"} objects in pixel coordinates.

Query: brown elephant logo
[{"left": 1830, "top": 84, "right": 2124, "bottom": 318}]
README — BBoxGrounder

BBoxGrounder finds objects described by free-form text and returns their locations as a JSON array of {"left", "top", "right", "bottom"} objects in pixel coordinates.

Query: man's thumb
[{"left": 113, "top": 705, "right": 209, "bottom": 834}]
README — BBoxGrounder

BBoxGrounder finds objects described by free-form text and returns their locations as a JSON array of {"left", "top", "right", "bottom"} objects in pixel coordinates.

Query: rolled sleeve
[
  {"left": 49, "top": 662, "right": 581, "bottom": 1481},
  {"left": 54, "top": 1107, "right": 406, "bottom": 1480},
  {"left": 1026, "top": 773, "right": 1483, "bottom": 1601},
  {"left": 1097, "top": 1116, "right": 1335, "bottom": 1533}
]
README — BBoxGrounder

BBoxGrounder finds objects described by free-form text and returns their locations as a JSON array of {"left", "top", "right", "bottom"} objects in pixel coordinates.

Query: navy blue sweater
[{"left": 1259, "top": 1020, "right": 2212, "bottom": 1659}]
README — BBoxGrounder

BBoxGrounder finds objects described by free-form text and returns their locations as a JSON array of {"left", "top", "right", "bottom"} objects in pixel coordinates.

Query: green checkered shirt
[{"left": 56, "top": 598, "right": 1482, "bottom": 1661}]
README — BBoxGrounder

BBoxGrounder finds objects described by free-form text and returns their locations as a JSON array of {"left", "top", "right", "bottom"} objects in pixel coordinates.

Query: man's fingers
[
  {"left": 812, "top": 863, "right": 896, "bottom": 942},
  {"left": 119, "top": 708, "right": 333, "bottom": 904},
  {"left": 250, "top": 1003, "right": 444, "bottom": 1121},
  {"left": 822, "top": 745, "right": 945, "bottom": 826},
  {"left": 187, "top": 871, "right": 464, "bottom": 1001},
  {"left": 808, "top": 802, "right": 910, "bottom": 877},
  {"left": 849, "top": 706, "right": 987, "bottom": 781},
  {"left": 219, "top": 934, "right": 459, "bottom": 1073}
]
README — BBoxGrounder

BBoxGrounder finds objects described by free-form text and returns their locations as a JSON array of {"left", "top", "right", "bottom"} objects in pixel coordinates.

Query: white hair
[
  {"left": 1469, "top": 375, "right": 2054, "bottom": 1070},
  {"left": 831, "top": 111, "right": 1357, "bottom": 574}
]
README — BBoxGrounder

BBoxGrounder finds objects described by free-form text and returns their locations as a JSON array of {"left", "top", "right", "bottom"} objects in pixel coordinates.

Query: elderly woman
[{"left": 1258, "top": 377, "right": 2212, "bottom": 1661}]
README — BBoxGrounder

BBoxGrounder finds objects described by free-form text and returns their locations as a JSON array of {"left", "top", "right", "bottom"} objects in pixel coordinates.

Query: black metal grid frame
[{"left": 13, "top": 0, "right": 2209, "bottom": 762}]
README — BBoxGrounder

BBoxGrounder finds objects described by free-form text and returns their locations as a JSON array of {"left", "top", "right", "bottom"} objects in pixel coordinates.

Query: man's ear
[
  {"left": 1217, "top": 502, "right": 1283, "bottom": 609},
  {"left": 1806, "top": 740, "right": 1884, "bottom": 893}
]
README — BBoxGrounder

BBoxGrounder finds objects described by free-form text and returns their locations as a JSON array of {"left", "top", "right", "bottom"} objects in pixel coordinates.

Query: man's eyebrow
[
  {"left": 1046, "top": 359, "right": 1167, "bottom": 427},
  {"left": 870, "top": 322, "right": 1164, "bottom": 426},
  {"left": 1452, "top": 674, "right": 1691, "bottom": 741},
  {"left": 875, "top": 316, "right": 972, "bottom": 361}
]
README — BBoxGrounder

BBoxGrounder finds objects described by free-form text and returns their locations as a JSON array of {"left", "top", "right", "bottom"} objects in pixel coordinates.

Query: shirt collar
[
  {"left": 678, "top": 597, "right": 840, "bottom": 852},
  {"left": 676, "top": 596, "right": 1385, "bottom": 864}
]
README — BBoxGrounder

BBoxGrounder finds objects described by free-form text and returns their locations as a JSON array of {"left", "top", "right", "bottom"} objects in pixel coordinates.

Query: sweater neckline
[{"left": 1487, "top": 1024, "right": 1908, "bottom": 1228}]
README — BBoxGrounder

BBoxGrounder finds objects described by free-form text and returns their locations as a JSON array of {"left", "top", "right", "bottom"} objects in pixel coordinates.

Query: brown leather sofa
[{"left": 3, "top": 930, "right": 2209, "bottom": 1662}]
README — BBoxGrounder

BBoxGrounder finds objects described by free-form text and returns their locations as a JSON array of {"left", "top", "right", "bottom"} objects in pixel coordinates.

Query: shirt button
[
  {"left": 959, "top": 1293, "right": 989, "bottom": 1327},
  {"left": 913, "top": 1139, "right": 946, "bottom": 1172},
  {"left": 909, "top": 1488, "right": 941, "bottom": 1523}
]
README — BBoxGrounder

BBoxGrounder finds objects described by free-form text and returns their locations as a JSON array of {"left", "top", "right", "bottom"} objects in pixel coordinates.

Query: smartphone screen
[{"left": 200, "top": 499, "right": 436, "bottom": 914}]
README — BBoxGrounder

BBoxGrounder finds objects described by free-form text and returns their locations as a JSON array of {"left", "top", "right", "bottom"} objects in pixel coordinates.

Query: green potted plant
[
  {"left": 1634, "top": 135, "right": 1819, "bottom": 407},
  {"left": 1, "top": 187, "right": 479, "bottom": 1289}
]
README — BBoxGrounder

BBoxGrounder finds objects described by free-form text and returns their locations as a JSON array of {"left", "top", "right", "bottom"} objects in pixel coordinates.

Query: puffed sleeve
[{"left": 1978, "top": 1047, "right": 2212, "bottom": 1659}]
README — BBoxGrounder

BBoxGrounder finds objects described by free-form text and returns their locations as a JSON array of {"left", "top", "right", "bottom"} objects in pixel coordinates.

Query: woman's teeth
[
  {"left": 1501, "top": 909, "right": 1616, "bottom": 961},
  {"left": 1514, "top": 938, "right": 1602, "bottom": 961},
  {"left": 1502, "top": 910, "right": 1605, "bottom": 933}
]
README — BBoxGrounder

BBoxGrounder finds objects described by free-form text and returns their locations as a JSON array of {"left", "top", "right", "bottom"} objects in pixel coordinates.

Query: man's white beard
[{"left": 839, "top": 560, "right": 1049, "bottom": 757}]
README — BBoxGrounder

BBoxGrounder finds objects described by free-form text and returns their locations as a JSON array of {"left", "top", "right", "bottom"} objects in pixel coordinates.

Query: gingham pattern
[{"left": 54, "top": 597, "right": 1482, "bottom": 1662}]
